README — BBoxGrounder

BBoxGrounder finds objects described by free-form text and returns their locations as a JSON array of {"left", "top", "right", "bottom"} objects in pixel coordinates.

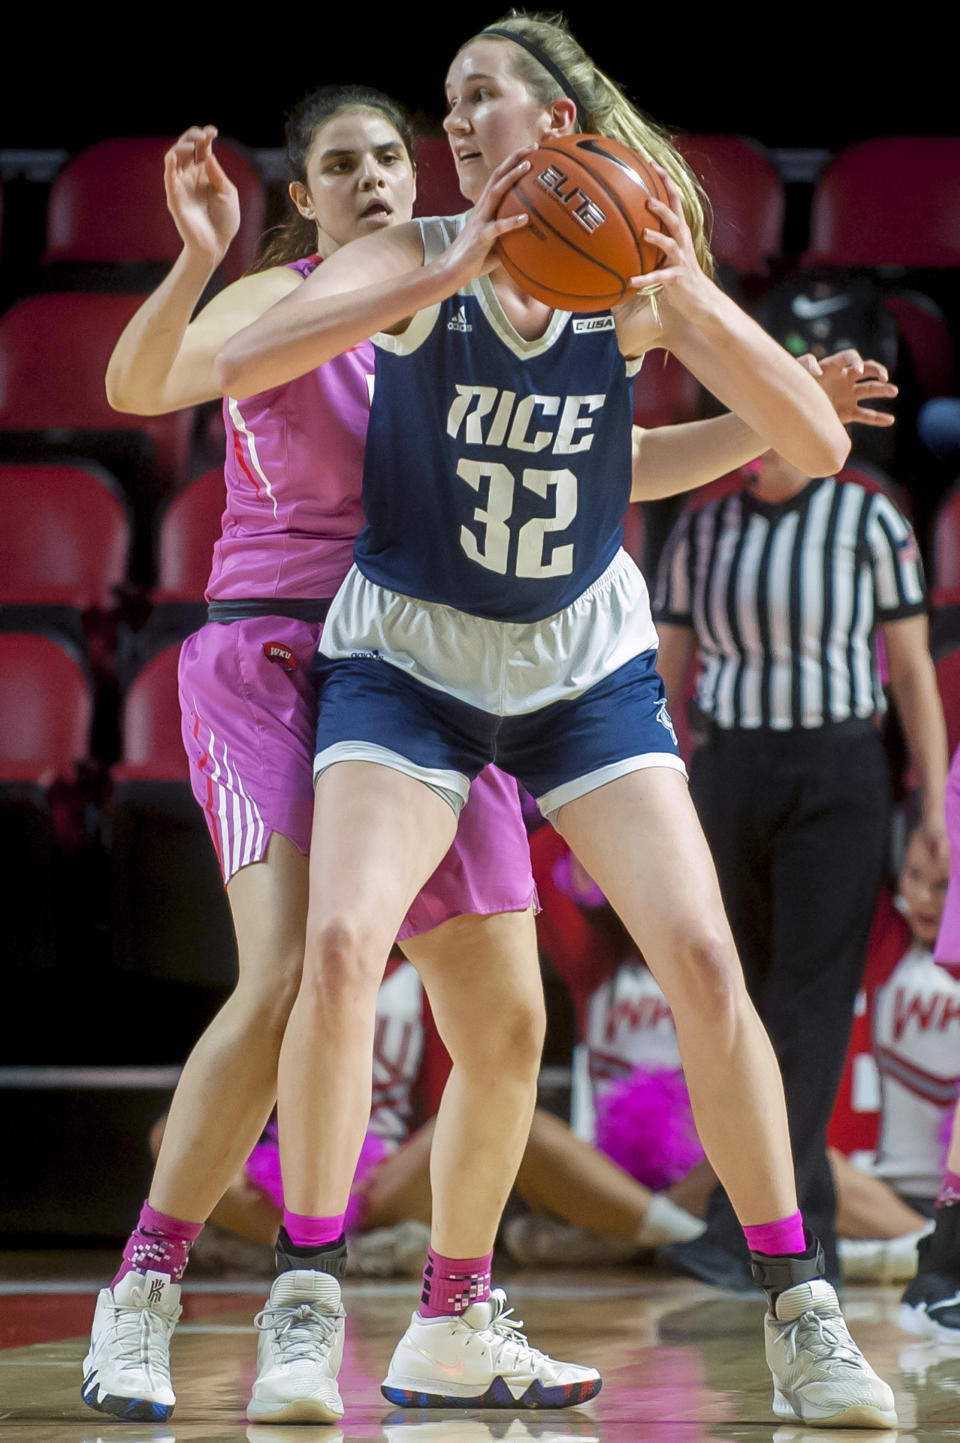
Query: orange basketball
[{"left": 495, "top": 134, "right": 670, "bottom": 312}]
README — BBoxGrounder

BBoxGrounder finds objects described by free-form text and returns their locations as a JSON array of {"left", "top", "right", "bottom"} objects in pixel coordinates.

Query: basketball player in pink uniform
[{"left": 83, "top": 91, "right": 577, "bottom": 1426}]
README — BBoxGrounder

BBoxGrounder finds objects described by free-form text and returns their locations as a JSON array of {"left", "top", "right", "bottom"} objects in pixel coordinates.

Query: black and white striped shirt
[{"left": 653, "top": 476, "right": 927, "bottom": 730}]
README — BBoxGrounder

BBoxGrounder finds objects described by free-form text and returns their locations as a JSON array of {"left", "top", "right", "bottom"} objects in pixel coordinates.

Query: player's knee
[
  {"left": 301, "top": 913, "right": 384, "bottom": 1006},
  {"left": 454, "top": 993, "right": 545, "bottom": 1081},
  {"left": 230, "top": 931, "right": 304, "bottom": 1034},
  {"left": 236, "top": 967, "right": 302, "bottom": 1037},
  {"left": 505, "top": 996, "right": 547, "bottom": 1075},
  {"left": 669, "top": 928, "right": 745, "bottom": 1024}
]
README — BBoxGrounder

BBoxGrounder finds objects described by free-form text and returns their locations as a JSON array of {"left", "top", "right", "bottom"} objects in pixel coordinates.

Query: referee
[{"left": 653, "top": 439, "right": 948, "bottom": 1291}]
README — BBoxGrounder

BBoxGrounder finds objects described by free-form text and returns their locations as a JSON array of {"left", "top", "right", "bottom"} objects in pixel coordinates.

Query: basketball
[{"left": 495, "top": 134, "right": 670, "bottom": 312}]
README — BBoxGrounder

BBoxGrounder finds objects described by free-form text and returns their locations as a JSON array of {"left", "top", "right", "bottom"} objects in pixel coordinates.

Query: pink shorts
[
  {"left": 178, "top": 616, "right": 535, "bottom": 937},
  {"left": 935, "top": 747, "right": 960, "bottom": 974}
]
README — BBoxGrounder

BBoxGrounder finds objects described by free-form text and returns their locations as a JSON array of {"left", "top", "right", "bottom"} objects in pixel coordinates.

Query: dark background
[{"left": 2, "top": 12, "right": 952, "bottom": 152}]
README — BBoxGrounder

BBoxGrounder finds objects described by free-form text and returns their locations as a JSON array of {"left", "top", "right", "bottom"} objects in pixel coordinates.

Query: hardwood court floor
[{"left": 2, "top": 1253, "right": 959, "bottom": 1442}]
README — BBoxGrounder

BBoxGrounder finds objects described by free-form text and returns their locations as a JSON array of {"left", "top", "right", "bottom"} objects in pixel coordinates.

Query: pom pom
[
  {"left": 245, "top": 1137, "right": 284, "bottom": 1211},
  {"left": 594, "top": 1066, "right": 704, "bottom": 1190},
  {"left": 244, "top": 1126, "right": 390, "bottom": 1234},
  {"left": 344, "top": 1131, "right": 390, "bottom": 1235},
  {"left": 553, "top": 850, "right": 606, "bottom": 908}
]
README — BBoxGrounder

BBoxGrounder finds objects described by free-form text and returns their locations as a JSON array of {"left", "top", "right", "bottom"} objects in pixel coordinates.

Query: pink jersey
[{"left": 206, "top": 255, "right": 370, "bottom": 602}]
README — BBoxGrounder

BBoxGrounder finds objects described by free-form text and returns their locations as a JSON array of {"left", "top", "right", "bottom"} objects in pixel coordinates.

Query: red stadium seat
[
  {"left": 413, "top": 135, "right": 468, "bottom": 217},
  {"left": 0, "top": 462, "right": 129, "bottom": 609},
  {"left": 0, "top": 293, "right": 195, "bottom": 582},
  {"left": 0, "top": 460, "right": 131, "bottom": 667},
  {"left": 109, "top": 643, "right": 237, "bottom": 992},
  {"left": 633, "top": 351, "right": 701, "bottom": 428},
  {"left": 44, "top": 137, "right": 266, "bottom": 283},
  {"left": 0, "top": 632, "right": 92, "bottom": 785},
  {"left": 0, "top": 293, "right": 193, "bottom": 486},
  {"left": 154, "top": 469, "right": 224, "bottom": 603},
  {"left": 884, "top": 292, "right": 955, "bottom": 401},
  {"left": 121, "top": 469, "right": 224, "bottom": 669},
  {"left": 675, "top": 134, "right": 784, "bottom": 275},
  {"left": 0, "top": 632, "right": 94, "bottom": 987},
  {"left": 115, "top": 644, "right": 187, "bottom": 781},
  {"left": 803, "top": 138, "right": 960, "bottom": 269}
]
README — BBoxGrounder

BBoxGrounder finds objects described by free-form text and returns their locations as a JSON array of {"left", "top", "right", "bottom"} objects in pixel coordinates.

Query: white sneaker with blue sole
[
  {"left": 381, "top": 1288, "right": 601, "bottom": 1409},
  {"left": 81, "top": 1269, "right": 180, "bottom": 1422}
]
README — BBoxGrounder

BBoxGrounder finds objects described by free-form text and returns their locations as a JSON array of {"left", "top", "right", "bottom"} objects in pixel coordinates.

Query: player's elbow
[
  {"left": 104, "top": 375, "right": 161, "bottom": 417},
  {"left": 804, "top": 421, "right": 851, "bottom": 479},
  {"left": 213, "top": 337, "right": 246, "bottom": 398},
  {"left": 104, "top": 366, "right": 140, "bottom": 415}
]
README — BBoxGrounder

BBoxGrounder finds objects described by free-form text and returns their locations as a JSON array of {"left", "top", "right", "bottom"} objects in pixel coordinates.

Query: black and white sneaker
[{"left": 900, "top": 1205, "right": 960, "bottom": 1344}]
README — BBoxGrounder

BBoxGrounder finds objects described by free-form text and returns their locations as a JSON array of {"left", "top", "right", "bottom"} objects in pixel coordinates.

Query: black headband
[{"left": 480, "top": 27, "right": 587, "bottom": 127}]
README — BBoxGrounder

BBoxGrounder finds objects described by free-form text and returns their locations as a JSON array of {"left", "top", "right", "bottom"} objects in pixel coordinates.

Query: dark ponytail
[{"left": 250, "top": 84, "right": 416, "bottom": 273}]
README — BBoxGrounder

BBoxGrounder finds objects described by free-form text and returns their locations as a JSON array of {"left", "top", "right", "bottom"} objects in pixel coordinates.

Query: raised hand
[
  {"left": 163, "top": 125, "right": 241, "bottom": 264},
  {"left": 626, "top": 160, "right": 715, "bottom": 323},
  {"left": 797, "top": 350, "right": 898, "bottom": 428}
]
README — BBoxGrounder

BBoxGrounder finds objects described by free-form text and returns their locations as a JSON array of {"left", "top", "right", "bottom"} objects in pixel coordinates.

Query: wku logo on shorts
[{"left": 262, "top": 642, "right": 296, "bottom": 673}]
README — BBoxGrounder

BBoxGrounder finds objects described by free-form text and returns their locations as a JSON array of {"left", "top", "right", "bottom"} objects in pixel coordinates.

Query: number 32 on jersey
[
  {"left": 457, "top": 461, "right": 577, "bottom": 578},
  {"left": 446, "top": 384, "right": 605, "bottom": 580}
]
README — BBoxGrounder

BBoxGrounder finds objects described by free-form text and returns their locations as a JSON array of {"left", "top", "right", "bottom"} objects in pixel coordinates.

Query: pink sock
[
  {"left": 743, "top": 1210, "right": 806, "bottom": 1256},
  {"left": 420, "top": 1248, "right": 493, "bottom": 1318},
  {"left": 113, "top": 1200, "right": 204, "bottom": 1287},
  {"left": 282, "top": 1210, "right": 346, "bottom": 1249},
  {"left": 937, "top": 1170, "right": 960, "bottom": 1208}
]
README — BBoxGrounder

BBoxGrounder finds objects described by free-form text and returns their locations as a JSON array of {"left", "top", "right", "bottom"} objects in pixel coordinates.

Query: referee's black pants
[{"left": 688, "top": 720, "right": 892, "bottom": 1284}]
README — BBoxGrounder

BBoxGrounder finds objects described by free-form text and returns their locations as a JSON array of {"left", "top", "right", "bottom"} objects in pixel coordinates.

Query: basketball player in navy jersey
[{"left": 219, "top": 13, "right": 898, "bottom": 1429}]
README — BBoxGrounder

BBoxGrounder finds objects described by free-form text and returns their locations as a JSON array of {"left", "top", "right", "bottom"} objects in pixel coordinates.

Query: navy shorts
[{"left": 313, "top": 647, "right": 686, "bottom": 820}]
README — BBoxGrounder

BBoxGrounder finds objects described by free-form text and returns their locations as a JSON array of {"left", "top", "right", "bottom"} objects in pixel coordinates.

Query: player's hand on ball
[
  {"left": 799, "top": 349, "right": 898, "bottom": 428},
  {"left": 627, "top": 162, "right": 713, "bottom": 325},
  {"left": 441, "top": 149, "right": 533, "bottom": 287},
  {"left": 164, "top": 125, "right": 241, "bottom": 263}
]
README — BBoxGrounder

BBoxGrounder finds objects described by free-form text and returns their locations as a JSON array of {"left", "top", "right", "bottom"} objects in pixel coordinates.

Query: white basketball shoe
[
  {"left": 839, "top": 1223, "right": 933, "bottom": 1284},
  {"left": 764, "top": 1279, "right": 898, "bottom": 1428},
  {"left": 81, "top": 1269, "right": 181, "bottom": 1422},
  {"left": 381, "top": 1288, "right": 601, "bottom": 1408},
  {"left": 246, "top": 1269, "right": 346, "bottom": 1423}
]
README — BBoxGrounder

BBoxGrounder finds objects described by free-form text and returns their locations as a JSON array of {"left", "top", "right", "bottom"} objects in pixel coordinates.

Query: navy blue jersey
[{"left": 354, "top": 221, "right": 636, "bottom": 623}]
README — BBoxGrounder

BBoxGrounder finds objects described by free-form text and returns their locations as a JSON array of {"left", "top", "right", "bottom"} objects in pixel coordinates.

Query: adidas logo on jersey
[
  {"left": 447, "top": 305, "right": 473, "bottom": 333},
  {"left": 572, "top": 316, "right": 615, "bottom": 333}
]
